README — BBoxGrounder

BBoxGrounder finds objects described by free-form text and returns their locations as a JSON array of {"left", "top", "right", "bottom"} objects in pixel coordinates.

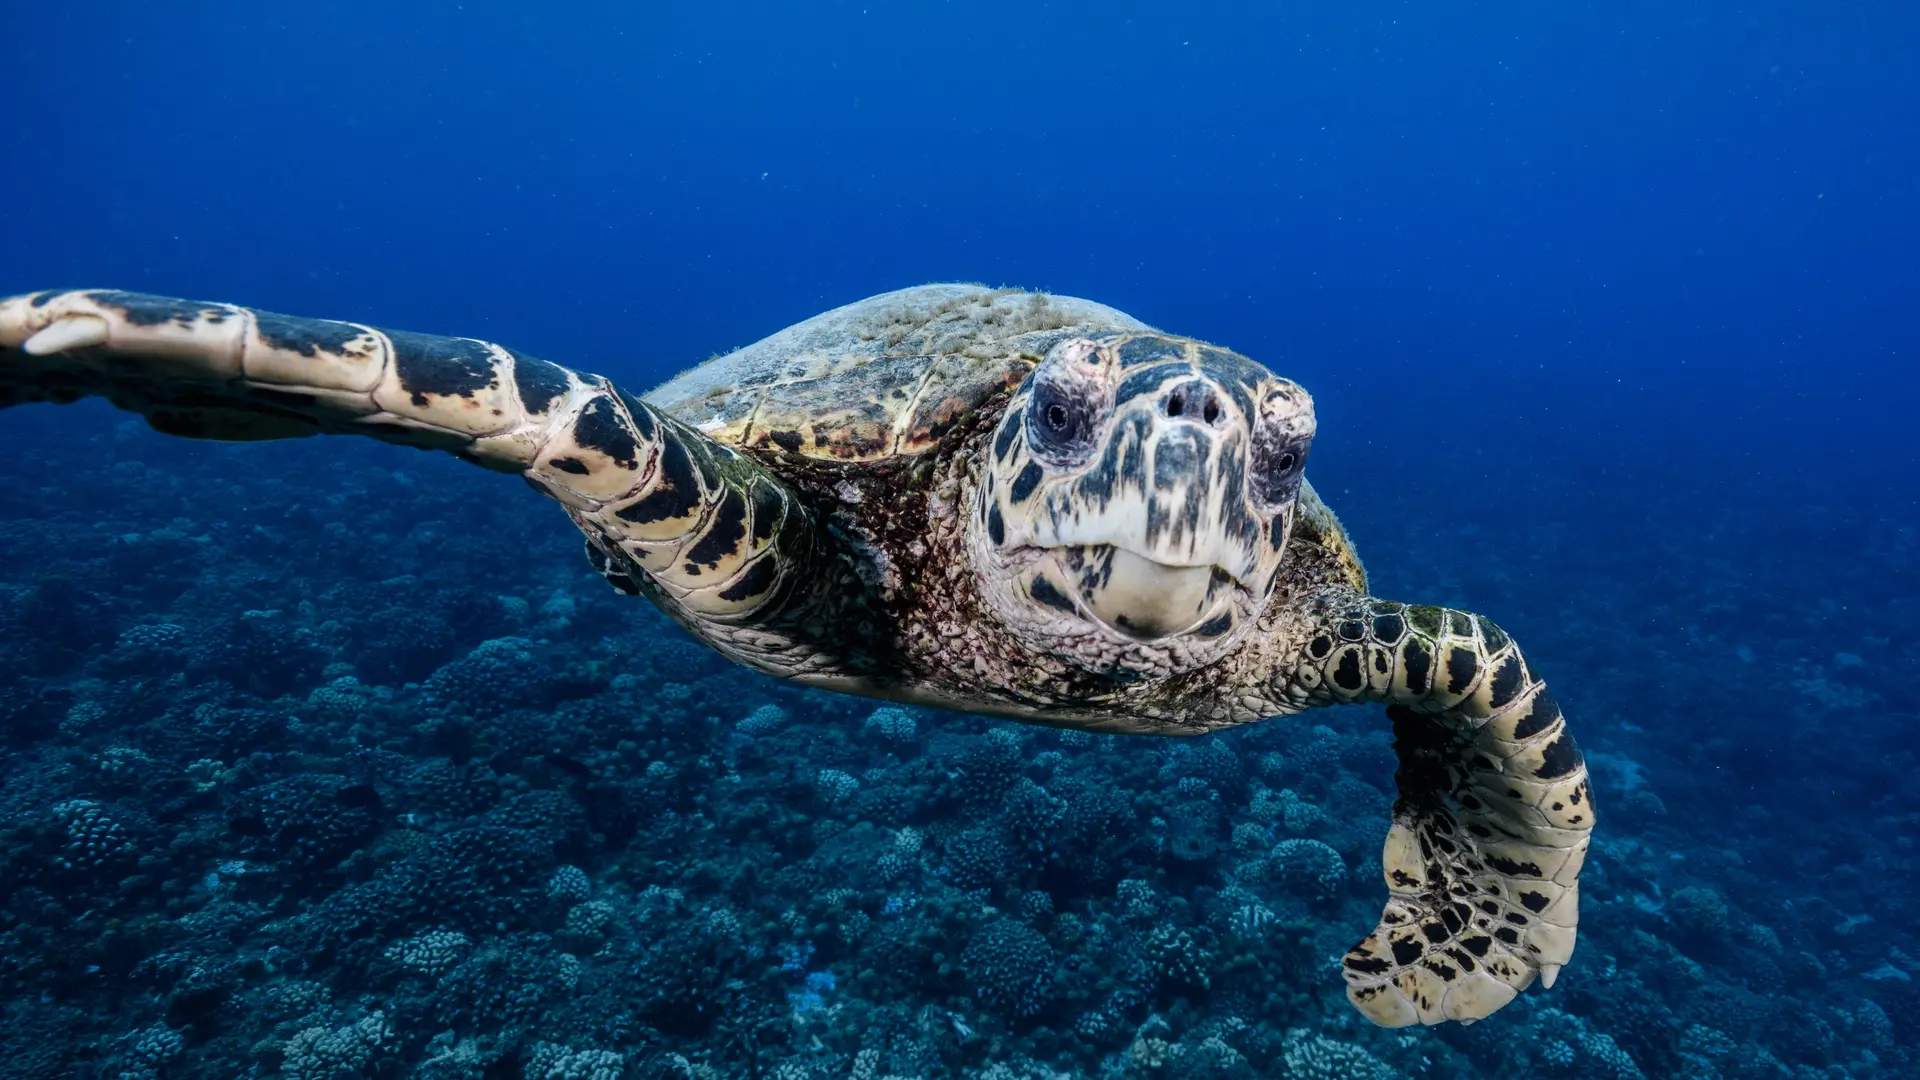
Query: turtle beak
[
  {"left": 1031, "top": 544, "right": 1236, "bottom": 641},
  {"left": 1080, "top": 547, "right": 1221, "bottom": 639}
]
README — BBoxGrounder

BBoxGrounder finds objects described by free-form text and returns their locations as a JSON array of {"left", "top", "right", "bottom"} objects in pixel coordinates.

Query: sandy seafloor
[{"left": 0, "top": 399, "right": 1912, "bottom": 1080}]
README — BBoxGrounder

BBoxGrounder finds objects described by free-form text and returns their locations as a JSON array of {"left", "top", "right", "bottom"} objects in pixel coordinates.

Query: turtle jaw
[{"left": 1020, "top": 543, "right": 1248, "bottom": 643}]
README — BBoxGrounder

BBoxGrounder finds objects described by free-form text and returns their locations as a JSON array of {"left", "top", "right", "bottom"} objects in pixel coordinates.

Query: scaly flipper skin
[
  {"left": 1279, "top": 597, "right": 1593, "bottom": 1026},
  {"left": 0, "top": 289, "right": 814, "bottom": 622}
]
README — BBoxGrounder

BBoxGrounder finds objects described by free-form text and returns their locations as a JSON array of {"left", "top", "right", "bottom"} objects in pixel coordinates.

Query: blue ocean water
[{"left": 2, "top": 1, "right": 1916, "bottom": 1077}]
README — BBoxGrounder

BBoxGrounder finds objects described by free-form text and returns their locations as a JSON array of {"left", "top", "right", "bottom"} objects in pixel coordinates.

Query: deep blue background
[
  {"left": 2, "top": 4, "right": 1918, "bottom": 1067},
  {"left": 4, "top": 0, "right": 1918, "bottom": 747},
  {"left": 6, "top": 0, "right": 1916, "bottom": 494}
]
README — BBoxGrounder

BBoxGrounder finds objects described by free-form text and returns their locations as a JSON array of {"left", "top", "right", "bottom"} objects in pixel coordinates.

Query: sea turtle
[{"left": 0, "top": 283, "right": 1591, "bottom": 1026}]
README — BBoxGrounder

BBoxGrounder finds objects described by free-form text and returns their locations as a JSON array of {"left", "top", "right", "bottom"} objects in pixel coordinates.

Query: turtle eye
[
  {"left": 1026, "top": 376, "right": 1102, "bottom": 466},
  {"left": 1250, "top": 380, "right": 1314, "bottom": 509},
  {"left": 1250, "top": 433, "right": 1311, "bottom": 508}
]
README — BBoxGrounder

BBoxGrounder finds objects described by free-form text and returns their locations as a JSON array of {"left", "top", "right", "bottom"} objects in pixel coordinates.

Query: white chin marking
[{"left": 1082, "top": 547, "right": 1217, "bottom": 640}]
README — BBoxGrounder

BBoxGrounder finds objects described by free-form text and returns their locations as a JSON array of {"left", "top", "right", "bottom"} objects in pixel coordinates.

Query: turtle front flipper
[
  {"left": 1282, "top": 600, "right": 1593, "bottom": 1026},
  {"left": 0, "top": 288, "right": 813, "bottom": 622}
]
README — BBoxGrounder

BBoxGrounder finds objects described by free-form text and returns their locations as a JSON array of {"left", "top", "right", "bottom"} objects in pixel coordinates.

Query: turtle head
[{"left": 971, "top": 333, "right": 1314, "bottom": 678}]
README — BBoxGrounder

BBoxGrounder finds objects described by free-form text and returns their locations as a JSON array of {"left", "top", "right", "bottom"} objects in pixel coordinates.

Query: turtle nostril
[{"left": 1163, "top": 382, "right": 1225, "bottom": 424}]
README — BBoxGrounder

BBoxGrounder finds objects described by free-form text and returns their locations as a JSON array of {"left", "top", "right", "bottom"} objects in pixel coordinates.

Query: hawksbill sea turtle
[{"left": 0, "top": 283, "right": 1592, "bottom": 1026}]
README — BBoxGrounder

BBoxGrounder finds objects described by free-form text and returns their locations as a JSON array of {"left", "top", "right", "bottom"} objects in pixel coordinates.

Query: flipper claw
[{"left": 22, "top": 315, "right": 108, "bottom": 355}]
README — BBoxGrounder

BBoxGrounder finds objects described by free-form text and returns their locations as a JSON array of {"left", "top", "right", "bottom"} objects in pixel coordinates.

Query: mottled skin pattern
[{"left": 0, "top": 283, "right": 1591, "bottom": 1027}]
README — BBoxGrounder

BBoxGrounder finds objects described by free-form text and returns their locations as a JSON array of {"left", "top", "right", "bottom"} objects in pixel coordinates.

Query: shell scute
[
  {"left": 749, "top": 351, "right": 932, "bottom": 461},
  {"left": 897, "top": 353, "right": 1036, "bottom": 456},
  {"left": 645, "top": 285, "right": 1150, "bottom": 465}
]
